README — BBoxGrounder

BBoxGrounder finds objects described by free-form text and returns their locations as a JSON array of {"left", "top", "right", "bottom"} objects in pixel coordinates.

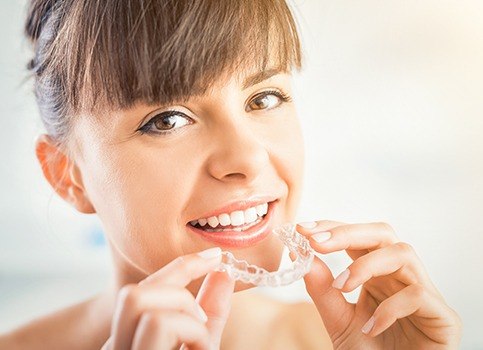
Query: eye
[
  {"left": 138, "top": 110, "right": 192, "bottom": 136},
  {"left": 246, "top": 89, "right": 292, "bottom": 112}
]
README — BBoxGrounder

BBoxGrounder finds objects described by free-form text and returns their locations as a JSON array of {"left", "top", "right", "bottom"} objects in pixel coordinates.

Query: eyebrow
[{"left": 242, "top": 68, "right": 284, "bottom": 90}]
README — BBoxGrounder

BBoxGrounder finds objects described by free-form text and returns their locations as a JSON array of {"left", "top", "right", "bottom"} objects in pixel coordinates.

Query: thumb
[
  {"left": 303, "top": 255, "right": 355, "bottom": 339},
  {"left": 195, "top": 271, "right": 235, "bottom": 347}
]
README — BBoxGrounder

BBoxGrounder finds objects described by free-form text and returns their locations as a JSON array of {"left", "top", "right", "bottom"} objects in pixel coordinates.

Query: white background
[{"left": 1, "top": 0, "right": 482, "bottom": 348}]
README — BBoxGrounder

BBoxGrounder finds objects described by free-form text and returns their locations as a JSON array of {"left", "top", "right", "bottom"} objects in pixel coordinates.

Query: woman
[{"left": 0, "top": 0, "right": 461, "bottom": 348}]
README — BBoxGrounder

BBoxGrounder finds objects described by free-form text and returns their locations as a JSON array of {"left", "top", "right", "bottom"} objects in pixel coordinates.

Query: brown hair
[{"left": 25, "top": 0, "right": 303, "bottom": 150}]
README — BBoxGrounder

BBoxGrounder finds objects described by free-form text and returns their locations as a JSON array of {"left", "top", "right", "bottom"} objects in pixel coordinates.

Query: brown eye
[
  {"left": 246, "top": 90, "right": 292, "bottom": 112},
  {"left": 154, "top": 115, "right": 179, "bottom": 130},
  {"left": 139, "top": 111, "right": 192, "bottom": 135}
]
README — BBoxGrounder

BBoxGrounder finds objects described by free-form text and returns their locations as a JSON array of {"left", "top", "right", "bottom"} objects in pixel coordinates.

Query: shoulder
[
  {"left": 0, "top": 296, "right": 107, "bottom": 350},
  {"left": 231, "top": 291, "right": 333, "bottom": 349},
  {"left": 271, "top": 299, "right": 333, "bottom": 349}
]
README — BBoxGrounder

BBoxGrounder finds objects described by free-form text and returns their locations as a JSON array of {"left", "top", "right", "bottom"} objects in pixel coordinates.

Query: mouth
[{"left": 186, "top": 199, "right": 277, "bottom": 249}]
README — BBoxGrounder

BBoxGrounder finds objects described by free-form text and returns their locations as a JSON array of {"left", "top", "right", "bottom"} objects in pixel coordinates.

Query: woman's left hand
[{"left": 295, "top": 220, "right": 462, "bottom": 349}]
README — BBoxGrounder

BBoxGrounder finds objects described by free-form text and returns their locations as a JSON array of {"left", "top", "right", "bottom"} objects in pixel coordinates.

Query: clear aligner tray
[{"left": 215, "top": 223, "right": 315, "bottom": 287}]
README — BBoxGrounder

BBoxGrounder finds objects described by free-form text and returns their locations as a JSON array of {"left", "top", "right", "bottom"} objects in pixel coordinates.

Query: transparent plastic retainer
[{"left": 215, "top": 223, "right": 315, "bottom": 287}]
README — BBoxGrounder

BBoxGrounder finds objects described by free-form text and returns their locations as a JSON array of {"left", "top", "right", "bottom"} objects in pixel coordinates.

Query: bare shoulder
[
  {"left": 278, "top": 300, "right": 333, "bottom": 349},
  {"left": 224, "top": 291, "right": 333, "bottom": 350},
  {"left": 0, "top": 295, "right": 108, "bottom": 350}
]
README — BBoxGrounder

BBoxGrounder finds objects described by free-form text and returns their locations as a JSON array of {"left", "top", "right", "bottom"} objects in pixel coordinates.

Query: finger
[
  {"left": 297, "top": 220, "right": 346, "bottom": 236},
  {"left": 333, "top": 242, "right": 430, "bottom": 293},
  {"left": 100, "top": 337, "right": 112, "bottom": 350},
  {"left": 302, "top": 255, "right": 355, "bottom": 340},
  {"left": 361, "top": 283, "right": 453, "bottom": 338},
  {"left": 139, "top": 247, "right": 222, "bottom": 288},
  {"left": 297, "top": 220, "right": 362, "bottom": 261},
  {"left": 111, "top": 285, "right": 207, "bottom": 350},
  {"left": 196, "top": 271, "right": 235, "bottom": 349},
  {"left": 131, "top": 311, "right": 210, "bottom": 350},
  {"left": 297, "top": 220, "right": 367, "bottom": 260},
  {"left": 301, "top": 222, "right": 398, "bottom": 259}
]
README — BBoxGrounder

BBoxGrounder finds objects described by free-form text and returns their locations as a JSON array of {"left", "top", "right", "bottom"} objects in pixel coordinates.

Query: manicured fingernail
[
  {"left": 332, "top": 269, "right": 350, "bottom": 289},
  {"left": 197, "top": 247, "right": 222, "bottom": 259},
  {"left": 299, "top": 221, "right": 317, "bottom": 229},
  {"left": 361, "top": 316, "right": 375, "bottom": 334},
  {"left": 196, "top": 303, "right": 208, "bottom": 323},
  {"left": 311, "top": 231, "right": 331, "bottom": 243}
]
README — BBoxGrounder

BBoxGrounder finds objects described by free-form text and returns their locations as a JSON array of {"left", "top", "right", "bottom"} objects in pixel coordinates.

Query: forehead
[
  {"left": 192, "top": 66, "right": 291, "bottom": 96},
  {"left": 49, "top": 0, "right": 302, "bottom": 125}
]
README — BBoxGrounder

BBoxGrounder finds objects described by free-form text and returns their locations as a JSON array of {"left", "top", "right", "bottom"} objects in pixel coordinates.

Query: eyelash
[{"left": 138, "top": 89, "right": 292, "bottom": 136}]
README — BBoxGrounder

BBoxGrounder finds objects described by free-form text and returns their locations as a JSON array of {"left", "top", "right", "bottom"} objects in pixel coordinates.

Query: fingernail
[
  {"left": 196, "top": 303, "right": 208, "bottom": 323},
  {"left": 311, "top": 231, "right": 331, "bottom": 243},
  {"left": 361, "top": 316, "right": 375, "bottom": 334},
  {"left": 197, "top": 247, "right": 222, "bottom": 259},
  {"left": 332, "top": 269, "right": 350, "bottom": 289},
  {"left": 299, "top": 221, "right": 318, "bottom": 229}
]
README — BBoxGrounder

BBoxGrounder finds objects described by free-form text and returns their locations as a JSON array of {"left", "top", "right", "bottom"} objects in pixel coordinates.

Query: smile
[
  {"left": 189, "top": 202, "right": 268, "bottom": 231},
  {"left": 186, "top": 199, "right": 277, "bottom": 248}
]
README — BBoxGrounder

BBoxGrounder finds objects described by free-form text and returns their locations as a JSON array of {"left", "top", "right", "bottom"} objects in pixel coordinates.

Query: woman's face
[{"left": 70, "top": 69, "right": 305, "bottom": 291}]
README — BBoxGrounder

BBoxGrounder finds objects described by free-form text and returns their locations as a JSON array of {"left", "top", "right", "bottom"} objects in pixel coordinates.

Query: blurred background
[{"left": 1, "top": 0, "right": 482, "bottom": 348}]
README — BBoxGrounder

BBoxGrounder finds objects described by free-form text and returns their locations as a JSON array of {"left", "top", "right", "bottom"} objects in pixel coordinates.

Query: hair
[{"left": 25, "top": 0, "right": 303, "bottom": 152}]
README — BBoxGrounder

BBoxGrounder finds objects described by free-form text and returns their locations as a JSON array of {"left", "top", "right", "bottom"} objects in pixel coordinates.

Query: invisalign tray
[{"left": 215, "top": 223, "right": 315, "bottom": 287}]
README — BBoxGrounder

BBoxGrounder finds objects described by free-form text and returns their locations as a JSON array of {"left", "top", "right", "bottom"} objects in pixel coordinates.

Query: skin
[
  {"left": 0, "top": 69, "right": 461, "bottom": 349},
  {"left": 64, "top": 71, "right": 302, "bottom": 291},
  {"left": 295, "top": 220, "right": 462, "bottom": 349}
]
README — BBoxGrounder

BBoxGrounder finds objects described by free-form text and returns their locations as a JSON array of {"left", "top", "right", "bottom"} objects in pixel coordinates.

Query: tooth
[
  {"left": 190, "top": 220, "right": 198, "bottom": 226},
  {"left": 218, "top": 213, "right": 231, "bottom": 226},
  {"left": 261, "top": 203, "right": 268, "bottom": 215},
  {"left": 198, "top": 218, "right": 208, "bottom": 226},
  {"left": 244, "top": 207, "right": 258, "bottom": 224},
  {"left": 230, "top": 210, "right": 245, "bottom": 226},
  {"left": 256, "top": 203, "right": 268, "bottom": 216},
  {"left": 207, "top": 216, "right": 219, "bottom": 228}
]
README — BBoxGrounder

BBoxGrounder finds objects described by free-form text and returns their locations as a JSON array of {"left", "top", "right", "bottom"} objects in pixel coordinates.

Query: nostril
[{"left": 224, "top": 173, "right": 246, "bottom": 180}]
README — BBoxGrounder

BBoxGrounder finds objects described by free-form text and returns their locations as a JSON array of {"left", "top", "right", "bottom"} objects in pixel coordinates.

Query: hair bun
[{"left": 24, "top": 0, "right": 57, "bottom": 43}]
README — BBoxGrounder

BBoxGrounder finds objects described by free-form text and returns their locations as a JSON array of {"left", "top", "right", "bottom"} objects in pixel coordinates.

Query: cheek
[
  {"left": 268, "top": 112, "right": 305, "bottom": 220},
  {"left": 80, "top": 142, "right": 199, "bottom": 271},
  {"left": 75, "top": 109, "right": 305, "bottom": 273}
]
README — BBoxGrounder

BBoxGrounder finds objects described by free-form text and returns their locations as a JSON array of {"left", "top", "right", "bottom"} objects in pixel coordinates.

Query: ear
[{"left": 35, "top": 134, "right": 96, "bottom": 214}]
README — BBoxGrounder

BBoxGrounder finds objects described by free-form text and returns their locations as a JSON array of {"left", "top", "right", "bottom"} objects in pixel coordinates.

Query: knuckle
[
  {"left": 167, "top": 255, "right": 193, "bottom": 280},
  {"left": 172, "top": 255, "right": 186, "bottom": 268},
  {"left": 173, "top": 255, "right": 191, "bottom": 273},
  {"left": 177, "top": 288, "right": 196, "bottom": 307},
  {"left": 318, "top": 220, "right": 335, "bottom": 227},
  {"left": 178, "top": 286, "right": 194, "bottom": 299},
  {"left": 141, "top": 311, "right": 167, "bottom": 332},
  {"left": 377, "top": 221, "right": 396, "bottom": 235},
  {"left": 376, "top": 297, "right": 391, "bottom": 313},
  {"left": 118, "top": 283, "right": 141, "bottom": 309},
  {"left": 178, "top": 260, "right": 192, "bottom": 277},
  {"left": 409, "top": 283, "right": 425, "bottom": 299},
  {"left": 394, "top": 241, "right": 415, "bottom": 256},
  {"left": 334, "top": 224, "right": 351, "bottom": 237},
  {"left": 346, "top": 260, "right": 362, "bottom": 278}
]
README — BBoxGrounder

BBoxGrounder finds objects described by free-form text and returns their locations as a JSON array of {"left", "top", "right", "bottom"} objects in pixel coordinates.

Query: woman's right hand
[{"left": 101, "top": 247, "right": 234, "bottom": 350}]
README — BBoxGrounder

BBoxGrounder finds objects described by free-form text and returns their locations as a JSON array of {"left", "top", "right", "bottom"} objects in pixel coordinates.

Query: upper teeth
[{"left": 190, "top": 203, "right": 269, "bottom": 228}]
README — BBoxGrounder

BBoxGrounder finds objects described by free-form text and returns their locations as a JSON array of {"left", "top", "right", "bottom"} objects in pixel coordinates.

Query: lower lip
[{"left": 187, "top": 201, "right": 276, "bottom": 248}]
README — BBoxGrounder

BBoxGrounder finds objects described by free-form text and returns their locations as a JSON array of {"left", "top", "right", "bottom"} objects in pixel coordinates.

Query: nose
[{"left": 206, "top": 120, "right": 270, "bottom": 183}]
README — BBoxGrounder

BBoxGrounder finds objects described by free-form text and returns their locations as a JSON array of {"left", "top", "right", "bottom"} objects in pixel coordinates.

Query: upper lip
[{"left": 188, "top": 195, "right": 278, "bottom": 222}]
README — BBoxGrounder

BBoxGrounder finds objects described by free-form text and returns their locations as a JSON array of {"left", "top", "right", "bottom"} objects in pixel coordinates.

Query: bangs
[{"left": 46, "top": 0, "right": 303, "bottom": 114}]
